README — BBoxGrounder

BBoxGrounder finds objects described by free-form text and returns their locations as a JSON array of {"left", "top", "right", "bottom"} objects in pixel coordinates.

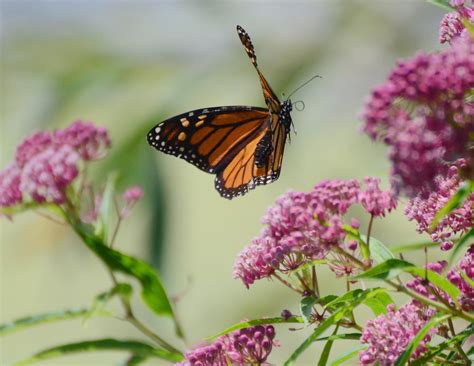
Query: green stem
[
  {"left": 386, "top": 280, "right": 474, "bottom": 323},
  {"left": 272, "top": 273, "right": 304, "bottom": 295},
  {"left": 366, "top": 214, "right": 374, "bottom": 248},
  {"left": 447, "top": 318, "right": 470, "bottom": 365}
]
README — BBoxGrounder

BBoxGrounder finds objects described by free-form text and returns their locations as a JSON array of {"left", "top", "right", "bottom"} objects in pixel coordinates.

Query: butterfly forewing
[{"left": 147, "top": 106, "right": 270, "bottom": 174}]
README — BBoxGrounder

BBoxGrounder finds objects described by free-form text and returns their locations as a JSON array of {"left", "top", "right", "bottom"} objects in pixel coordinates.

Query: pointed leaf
[
  {"left": 330, "top": 345, "right": 367, "bottom": 366},
  {"left": 0, "top": 308, "right": 94, "bottom": 337},
  {"left": 404, "top": 267, "right": 461, "bottom": 305},
  {"left": 426, "top": 0, "right": 456, "bottom": 11},
  {"left": 450, "top": 227, "right": 474, "bottom": 266},
  {"left": 364, "top": 235, "right": 394, "bottom": 263},
  {"left": 391, "top": 241, "right": 439, "bottom": 254},
  {"left": 207, "top": 316, "right": 304, "bottom": 340},
  {"left": 394, "top": 314, "right": 451, "bottom": 366},
  {"left": 355, "top": 259, "right": 414, "bottom": 280},
  {"left": 13, "top": 338, "right": 183, "bottom": 365},
  {"left": 70, "top": 220, "right": 183, "bottom": 337},
  {"left": 429, "top": 181, "right": 474, "bottom": 232},
  {"left": 300, "top": 296, "right": 317, "bottom": 325}
]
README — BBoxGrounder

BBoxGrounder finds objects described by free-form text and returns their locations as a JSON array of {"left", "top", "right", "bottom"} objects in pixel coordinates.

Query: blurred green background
[{"left": 1, "top": 1, "right": 449, "bottom": 365}]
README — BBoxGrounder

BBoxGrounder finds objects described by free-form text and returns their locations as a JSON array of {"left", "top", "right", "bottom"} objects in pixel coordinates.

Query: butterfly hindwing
[
  {"left": 215, "top": 117, "right": 288, "bottom": 199},
  {"left": 147, "top": 106, "right": 270, "bottom": 174}
]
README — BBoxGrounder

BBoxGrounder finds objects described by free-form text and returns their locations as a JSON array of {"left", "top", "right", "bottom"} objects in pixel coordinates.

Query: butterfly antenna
[{"left": 286, "top": 75, "right": 321, "bottom": 100}]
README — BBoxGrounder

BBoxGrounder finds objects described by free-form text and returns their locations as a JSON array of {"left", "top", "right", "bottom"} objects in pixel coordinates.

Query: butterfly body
[{"left": 147, "top": 25, "right": 294, "bottom": 199}]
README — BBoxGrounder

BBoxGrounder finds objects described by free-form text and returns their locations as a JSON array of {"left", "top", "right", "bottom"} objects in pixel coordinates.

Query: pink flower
[
  {"left": 359, "top": 303, "right": 436, "bottom": 365},
  {"left": 407, "top": 261, "right": 451, "bottom": 305},
  {"left": 177, "top": 325, "right": 276, "bottom": 366},
  {"left": 404, "top": 163, "right": 473, "bottom": 249},
  {"left": 0, "top": 120, "right": 110, "bottom": 208},
  {"left": 54, "top": 120, "right": 110, "bottom": 161},
  {"left": 361, "top": 36, "right": 474, "bottom": 196},
  {"left": 439, "top": 12, "right": 465, "bottom": 44},
  {"left": 234, "top": 179, "right": 389, "bottom": 288},
  {"left": 359, "top": 177, "right": 397, "bottom": 217},
  {"left": 19, "top": 145, "right": 80, "bottom": 204},
  {"left": 447, "top": 245, "right": 474, "bottom": 311},
  {"left": 0, "top": 164, "right": 22, "bottom": 207},
  {"left": 123, "top": 186, "right": 143, "bottom": 204}
]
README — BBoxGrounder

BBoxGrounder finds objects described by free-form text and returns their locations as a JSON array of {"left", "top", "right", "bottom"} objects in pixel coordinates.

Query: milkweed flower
[
  {"left": 361, "top": 35, "right": 474, "bottom": 196},
  {"left": 404, "top": 162, "right": 473, "bottom": 249},
  {"left": 234, "top": 178, "right": 396, "bottom": 288},
  {"left": 447, "top": 245, "right": 474, "bottom": 311},
  {"left": 0, "top": 164, "right": 22, "bottom": 207},
  {"left": 359, "top": 303, "right": 436, "bottom": 365},
  {"left": 177, "top": 325, "right": 277, "bottom": 366},
  {"left": 0, "top": 120, "right": 110, "bottom": 208},
  {"left": 121, "top": 186, "right": 144, "bottom": 218},
  {"left": 439, "top": 0, "right": 474, "bottom": 44},
  {"left": 406, "top": 247, "right": 473, "bottom": 311}
]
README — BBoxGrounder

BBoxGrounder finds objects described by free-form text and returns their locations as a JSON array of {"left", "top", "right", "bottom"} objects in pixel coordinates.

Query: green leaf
[
  {"left": 364, "top": 235, "right": 395, "bottom": 263},
  {"left": 411, "top": 324, "right": 474, "bottom": 365},
  {"left": 125, "top": 354, "right": 149, "bottom": 366},
  {"left": 391, "top": 241, "right": 439, "bottom": 254},
  {"left": 394, "top": 314, "right": 451, "bottom": 366},
  {"left": 450, "top": 227, "right": 474, "bottom": 266},
  {"left": 84, "top": 283, "right": 132, "bottom": 323},
  {"left": 316, "top": 333, "right": 361, "bottom": 342},
  {"left": 426, "top": 0, "right": 455, "bottom": 11},
  {"left": 429, "top": 181, "right": 474, "bottom": 232},
  {"left": 300, "top": 296, "right": 317, "bottom": 325},
  {"left": 344, "top": 226, "right": 370, "bottom": 260},
  {"left": 329, "top": 345, "right": 367, "bottom": 366},
  {"left": 317, "top": 326, "right": 339, "bottom": 366},
  {"left": 70, "top": 220, "right": 183, "bottom": 337},
  {"left": 363, "top": 290, "right": 393, "bottom": 315},
  {"left": 13, "top": 338, "right": 183, "bottom": 365},
  {"left": 284, "top": 288, "right": 386, "bottom": 365},
  {"left": 94, "top": 173, "right": 117, "bottom": 241},
  {"left": 0, "top": 308, "right": 95, "bottom": 337},
  {"left": 355, "top": 259, "right": 414, "bottom": 280},
  {"left": 207, "top": 317, "right": 304, "bottom": 340},
  {"left": 324, "top": 289, "right": 363, "bottom": 308},
  {"left": 463, "top": 18, "right": 474, "bottom": 38},
  {"left": 404, "top": 267, "right": 461, "bottom": 305}
]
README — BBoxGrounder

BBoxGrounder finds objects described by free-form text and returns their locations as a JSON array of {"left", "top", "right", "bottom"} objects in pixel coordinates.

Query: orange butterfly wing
[
  {"left": 215, "top": 114, "right": 288, "bottom": 198},
  {"left": 147, "top": 106, "right": 270, "bottom": 174}
]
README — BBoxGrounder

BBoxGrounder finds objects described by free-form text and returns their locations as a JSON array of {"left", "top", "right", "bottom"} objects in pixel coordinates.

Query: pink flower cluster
[
  {"left": 0, "top": 121, "right": 110, "bottom": 206},
  {"left": 359, "top": 303, "right": 436, "bottom": 365},
  {"left": 361, "top": 35, "right": 474, "bottom": 196},
  {"left": 439, "top": 0, "right": 474, "bottom": 44},
  {"left": 177, "top": 325, "right": 276, "bottom": 366},
  {"left": 234, "top": 178, "right": 396, "bottom": 288},
  {"left": 407, "top": 247, "right": 474, "bottom": 311},
  {"left": 448, "top": 245, "right": 474, "bottom": 311},
  {"left": 405, "top": 163, "right": 473, "bottom": 250}
]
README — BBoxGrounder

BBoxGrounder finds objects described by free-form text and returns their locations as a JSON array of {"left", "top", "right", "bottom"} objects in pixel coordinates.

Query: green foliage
[
  {"left": 300, "top": 296, "right": 318, "bottom": 325},
  {"left": 207, "top": 316, "right": 304, "bottom": 340},
  {"left": 13, "top": 338, "right": 184, "bottom": 365},
  {"left": 0, "top": 309, "right": 94, "bottom": 337},
  {"left": 329, "top": 345, "right": 367, "bottom": 366},
  {"left": 355, "top": 259, "right": 414, "bottom": 280},
  {"left": 365, "top": 235, "right": 395, "bottom": 263},
  {"left": 394, "top": 314, "right": 451, "bottom": 366},
  {"left": 412, "top": 324, "right": 474, "bottom": 365},
  {"left": 284, "top": 288, "right": 388, "bottom": 365},
  {"left": 70, "top": 220, "right": 183, "bottom": 337},
  {"left": 426, "top": 0, "right": 455, "bottom": 11},
  {"left": 429, "top": 181, "right": 474, "bottom": 232},
  {"left": 450, "top": 227, "right": 474, "bottom": 265}
]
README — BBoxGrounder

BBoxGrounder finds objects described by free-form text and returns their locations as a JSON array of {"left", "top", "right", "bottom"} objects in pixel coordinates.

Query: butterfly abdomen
[{"left": 254, "top": 130, "right": 273, "bottom": 168}]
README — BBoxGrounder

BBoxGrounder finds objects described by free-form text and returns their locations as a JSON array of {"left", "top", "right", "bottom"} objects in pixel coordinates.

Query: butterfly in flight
[{"left": 147, "top": 25, "right": 307, "bottom": 199}]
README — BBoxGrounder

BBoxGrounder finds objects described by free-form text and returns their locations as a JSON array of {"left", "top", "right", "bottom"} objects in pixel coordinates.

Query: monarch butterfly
[{"left": 147, "top": 25, "right": 300, "bottom": 199}]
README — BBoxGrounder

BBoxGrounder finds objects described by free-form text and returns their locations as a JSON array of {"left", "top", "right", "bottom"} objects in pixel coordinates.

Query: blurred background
[{"left": 1, "top": 1, "right": 449, "bottom": 365}]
